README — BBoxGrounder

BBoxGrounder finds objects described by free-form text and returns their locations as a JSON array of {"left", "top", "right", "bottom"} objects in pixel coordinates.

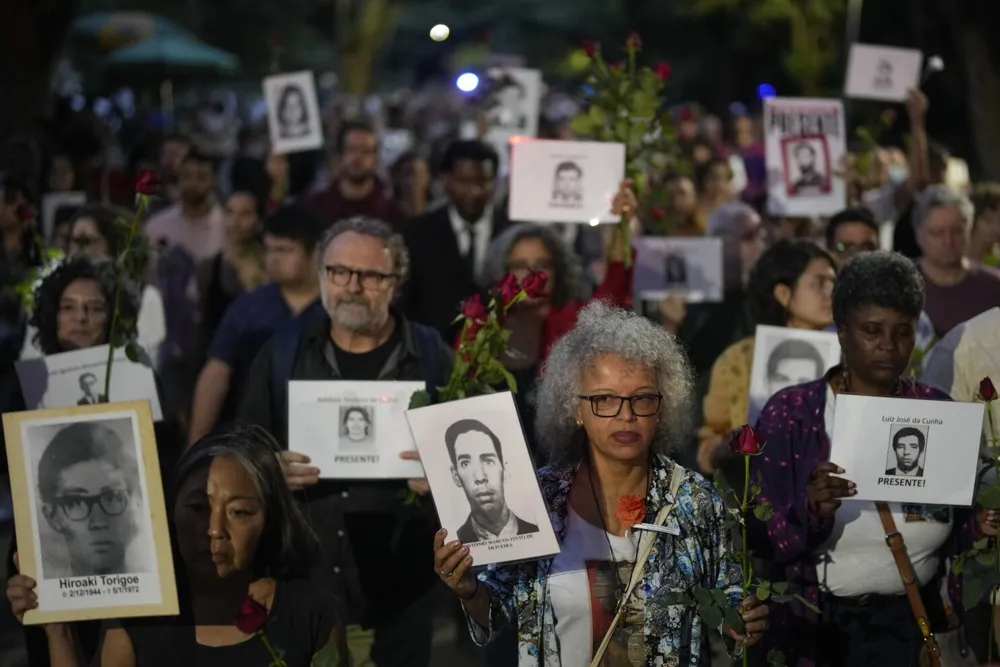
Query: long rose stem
[{"left": 742, "top": 454, "right": 750, "bottom": 667}]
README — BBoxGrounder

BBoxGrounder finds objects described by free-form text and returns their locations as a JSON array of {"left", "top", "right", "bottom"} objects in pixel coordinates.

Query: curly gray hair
[
  {"left": 315, "top": 216, "right": 410, "bottom": 283},
  {"left": 535, "top": 300, "right": 695, "bottom": 465},
  {"left": 912, "top": 184, "right": 974, "bottom": 233},
  {"left": 479, "top": 223, "right": 586, "bottom": 305}
]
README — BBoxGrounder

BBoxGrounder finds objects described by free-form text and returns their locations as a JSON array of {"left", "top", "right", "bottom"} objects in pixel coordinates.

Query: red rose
[
  {"left": 461, "top": 295, "right": 487, "bottom": 322},
  {"left": 233, "top": 596, "right": 268, "bottom": 635},
  {"left": 521, "top": 271, "right": 548, "bottom": 299},
  {"left": 650, "top": 205, "right": 665, "bottom": 220},
  {"left": 495, "top": 273, "right": 521, "bottom": 306},
  {"left": 678, "top": 107, "right": 694, "bottom": 123},
  {"left": 15, "top": 204, "right": 36, "bottom": 223},
  {"left": 133, "top": 169, "right": 160, "bottom": 196},
  {"left": 610, "top": 61, "right": 624, "bottom": 72},
  {"left": 729, "top": 424, "right": 765, "bottom": 456},
  {"left": 654, "top": 61, "right": 672, "bottom": 81},
  {"left": 582, "top": 40, "right": 598, "bottom": 57},
  {"left": 615, "top": 494, "right": 646, "bottom": 528},
  {"left": 625, "top": 31, "right": 642, "bottom": 50},
  {"left": 981, "top": 377, "right": 998, "bottom": 402}
]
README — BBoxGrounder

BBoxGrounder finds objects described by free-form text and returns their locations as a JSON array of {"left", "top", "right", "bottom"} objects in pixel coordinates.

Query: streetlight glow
[{"left": 430, "top": 24, "right": 450, "bottom": 41}]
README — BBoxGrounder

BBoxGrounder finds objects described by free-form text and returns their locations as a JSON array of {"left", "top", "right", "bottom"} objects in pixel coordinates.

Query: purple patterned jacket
[{"left": 747, "top": 367, "right": 974, "bottom": 666}]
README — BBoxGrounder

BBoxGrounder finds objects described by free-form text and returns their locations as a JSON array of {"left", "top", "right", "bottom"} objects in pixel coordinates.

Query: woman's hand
[
  {"left": 978, "top": 508, "right": 1000, "bottom": 537},
  {"left": 399, "top": 450, "right": 430, "bottom": 495},
  {"left": 278, "top": 451, "right": 321, "bottom": 491},
  {"left": 7, "top": 553, "right": 37, "bottom": 624},
  {"left": 610, "top": 179, "right": 639, "bottom": 218},
  {"left": 725, "top": 596, "right": 769, "bottom": 647},
  {"left": 806, "top": 462, "right": 855, "bottom": 518},
  {"left": 433, "top": 529, "right": 477, "bottom": 599}
]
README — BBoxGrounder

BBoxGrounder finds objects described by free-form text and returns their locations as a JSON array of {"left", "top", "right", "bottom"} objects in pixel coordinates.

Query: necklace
[{"left": 585, "top": 458, "right": 649, "bottom": 608}]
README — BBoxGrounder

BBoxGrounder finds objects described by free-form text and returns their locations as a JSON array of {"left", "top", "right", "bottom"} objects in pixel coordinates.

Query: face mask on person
[{"left": 888, "top": 165, "right": 908, "bottom": 185}]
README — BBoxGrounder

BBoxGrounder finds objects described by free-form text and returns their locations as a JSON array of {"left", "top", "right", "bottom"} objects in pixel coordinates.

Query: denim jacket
[{"left": 467, "top": 454, "right": 743, "bottom": 666}]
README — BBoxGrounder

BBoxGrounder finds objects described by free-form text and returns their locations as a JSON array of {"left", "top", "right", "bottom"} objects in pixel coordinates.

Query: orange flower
[{"left": 616, "top": 494, "right": 646, "bottom": 528}]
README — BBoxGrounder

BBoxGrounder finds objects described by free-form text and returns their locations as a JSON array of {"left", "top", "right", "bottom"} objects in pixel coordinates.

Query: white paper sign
[
  {"left": 747, "top": 326, "right": 841, "bottom": 425},
  {"left": 484, "top": 67, "right": 542, "bottom": 172},
  {"left": 288, "top": 381, "right": 425, "bottom": 479},
  {"left": 41, "top": 192, "right": 87, "bottom": 242},
  {"left": 764, "top": 97, "right": 846, "bottom": 217},
  {"left": 263, "top": 71, "right": 324, "bottom": 155},
  {"left": 405, "top": 392, "right": 559, "bottom": 566},
  {"left": 830, "top": 394, "right": 984, "bottom": 505},
  {"left": 509, "top": 140, "right": 625, "bottom": 224},
  {"left": 633, "top": 236, "right": 724, "bottom": 303},
  {"left": 845, "top": 44, "right": 923, "bottom": 102},
  {"left": 15, "top": 346, "right": 163, "bottom": 422}
]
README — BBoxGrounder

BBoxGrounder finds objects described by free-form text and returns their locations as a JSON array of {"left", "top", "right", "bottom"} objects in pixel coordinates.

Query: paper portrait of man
[
  {"left": 885, "top": 425, "right": 927, "bottom": 478},
  {"left": 485, "top": 73, "right": 528, "bottom": 131},
  {"left": 550, "top": 161, "right": 584, "bottom": 206},
  {"left": 664, "top": 253, "right": 688, "bottom": 287},
  {"left": 873, "top": 59, "right": 894, "bottom": 90},
  {"left": 77, "top": 372, "right": 107, "bottom": 406},
  {"left": 764, "top": 338, "right": 827, "bottom": 398},
  {"left": 446, "top": 419, "right": 539, "bottom": 543},
  {"left": 788, "top": 140, "right": 829, "bottom": 196}
]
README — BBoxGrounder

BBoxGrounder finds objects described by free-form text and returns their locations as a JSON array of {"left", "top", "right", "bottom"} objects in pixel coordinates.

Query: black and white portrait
[
  {"left": 76, "top": 372, "right": 107, "bottom": 406},
  {"left": 884, "top": 423, "right": 929, "bottom": 478},
  {"left": 664, "top": 253, "right": 688, "bottom": 287},
  {"left": 873, "top": 59, "right": 894, "bottom": 89},
  {"left": 275, "top": 84, "right": 311, "bottom": 140},
  {"left": 785, "top": 139, "right": 830, "bottom": 196},
  {"left": 764, "top": 338, "right": 827, "bottom": 397},
  {"left": 550, "top": 161, "right": 583, "bottom": 206},
  {"left": 29, "top": 417, "right": 152, "bottom": 579},
  {"left": 446, "top": 419, "right": 539, "bottom": 544},
  {"left": 339, "top": 405, "right": 374, "bottom": 449},
  {"left": 485, "top": 73, "right": 528, "bottom": 131}
]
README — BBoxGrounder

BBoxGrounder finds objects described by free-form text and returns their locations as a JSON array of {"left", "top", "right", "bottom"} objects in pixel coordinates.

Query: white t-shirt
[
  {"left": 815, "top": 387, "right": 952, "bottom": 596},
  {"left": 548, "top": 507, "right": 645, "bottom": 667}
]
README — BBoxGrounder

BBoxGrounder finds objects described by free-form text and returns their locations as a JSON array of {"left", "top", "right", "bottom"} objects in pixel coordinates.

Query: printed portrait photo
[
  {"left": 782, "top": 136, "right": 831, "bottom": 197},
  {"left": 263, "top": 71, "right": 324, "bottom": 154},
  {"left": 884, "top": 423, "right": 930, "bottom": 478},
  {"left": 550, "top": 161, "right": 584, "bottom": 207},
  {"left": 76, "top": 372, "right": 107, "bottom": 406},
  {"left": 339, "top": 405, "right": 375, "bottom": 449},
  {"left": 27, "top": 416, "right": 155, "bottom": 579},
  {"left": 764, "top": 338, "right": 828, "bottom": 397},
  {"left": 663, "top": 253, "right": 688, "bottom": 287},
  {"left": 873, "top": 59, "right": 894, "bottom": 89},
  {"left": 446, "top": 418, "right": 539, "bottom": 544},
  {"left": 275, "top": 83, "right": 312, "bottom": 140},
  {"left": 485, "top": 73, "right": 529, "bottom": 131}
]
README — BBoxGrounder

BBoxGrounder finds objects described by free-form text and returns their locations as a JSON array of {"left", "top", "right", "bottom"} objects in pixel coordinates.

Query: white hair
[
  {"left": 534, "top": 300, "right": 695, "bottom": 465},
  {"left": 912, "top": 185, "right": 974, "bottom": 233}
]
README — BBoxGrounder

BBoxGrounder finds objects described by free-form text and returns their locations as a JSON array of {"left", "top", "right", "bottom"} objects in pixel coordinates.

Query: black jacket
[{"left": 238, "top": 313, "right": 454, "bottom": 625}]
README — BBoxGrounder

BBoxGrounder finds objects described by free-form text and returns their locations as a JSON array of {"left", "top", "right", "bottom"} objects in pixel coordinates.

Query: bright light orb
[
  {"left": 757, "top": 83, "right": 777, "bottom": 99},
  {"left": 456, "top": 73, "right": 479, "bottom": 92},
  {"left": 430, "top": 24, "right": 450, "bottom": 41}
]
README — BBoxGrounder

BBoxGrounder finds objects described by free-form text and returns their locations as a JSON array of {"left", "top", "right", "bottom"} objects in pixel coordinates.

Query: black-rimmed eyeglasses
[
  {"left": 324, "top": 265, "right": 398, "bottom": 290},
  {"left": 50, "top": 490, "right": 130, "bottom": 521},
  {"left": 577, "top": 393, "right": 663, "bottom": 418}
]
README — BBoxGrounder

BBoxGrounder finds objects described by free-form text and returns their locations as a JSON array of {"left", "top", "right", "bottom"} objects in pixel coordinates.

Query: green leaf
[
  {"left": 963, "top": 573, "right": 985, "bottom": 611},
  {"left": 615, "top": 118, "right": 630, "bottom": 143},
  {"left": 124, "top": 341, "right": 142, "bottom": 363},
  {"left": 709, "top": 588, "right": 729, "bottom": 608},
  {"left": 750, "top": 484, "right": 762, "bottom": 498},
  {"left": 569, "top": 115, "right": 593, "bottom": 136},
  {"left": 756, "top": 581, "right": 771, "bottom": 601},
  {"left": 952, "top": 555, "right": 965, "bottom": 575},
  {"left": 976, "top": 550, "right": 997, "bottom": 567},
  {"left": 753, "top": 502, "right": 775, "bottom": 522},
  {"left": 697, "top": 603, "right": 724, "bottom": 631},
  {"left": 976, "top": 485, "right": 1000, "bottom": 509},
  {"left": 408, "top": 390, "right": 432, "bottom": 410},
  {"left": 724, "top": 605, "right": 744, "bottom": 634},
  {"left": 692, "top": 586, "right": 715, "bottom": 609},
  {"left": 657, "top": 591, "right": 692, "bottom": 606},
  {"left": 974, "top": 537, "right": 991, "bottom": 551},
  {"left": 767, "top": 649, "right": 787, "bottom": 666},
  {"left": 791, "top": 593, "right": 821, "bottom": 614},
  {"left": 588, "top": 104, "right": 605, "bottom": 128},
  {"left": 771, "top": 581, "right": 789, "bottom": 595},
  {"left": 312, "top": 641, "right": 342, "bottom": 667}
]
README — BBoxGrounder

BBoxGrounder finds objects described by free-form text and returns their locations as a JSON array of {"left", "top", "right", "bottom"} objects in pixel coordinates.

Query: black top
[
  {"left": 115, "top": 579, "right": 337, "bottom": 667},
  {"left": 333, "top": 320, "right": 403, "bottom": 380}
]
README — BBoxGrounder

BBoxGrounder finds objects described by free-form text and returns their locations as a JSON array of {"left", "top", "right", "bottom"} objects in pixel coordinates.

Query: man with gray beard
[{"left": 238, "top": 216, "right": 453, "bottom": 667}]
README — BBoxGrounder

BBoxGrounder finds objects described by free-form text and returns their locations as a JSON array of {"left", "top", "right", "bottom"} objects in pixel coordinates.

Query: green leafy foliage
[{"left": 753, "top": 502, "right": 774, "bottom": 522}]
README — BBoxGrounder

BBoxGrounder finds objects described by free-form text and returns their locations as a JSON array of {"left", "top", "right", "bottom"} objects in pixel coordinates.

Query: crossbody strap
[
  {"left": 875, "top": 501, "right": 942, "bottom": 667},
  {"left": 590, "top": 463, "right": 685, "bottom": 667}
]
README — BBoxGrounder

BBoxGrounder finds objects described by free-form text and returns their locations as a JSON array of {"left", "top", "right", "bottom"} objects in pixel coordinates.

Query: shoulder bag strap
[
  {"left": 875, "top": 501, "right": 942, "bottom": 667},
  {"left": 590, "top": 464, "right": 685, "bottom": 667}
]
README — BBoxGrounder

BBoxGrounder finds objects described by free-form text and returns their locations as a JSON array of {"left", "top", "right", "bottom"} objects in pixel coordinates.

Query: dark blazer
[
  {"left": 401, "top": 204, "right": 513, "bottom": 341},
  {"left": 885, "top": 466, "right": 924, "bottom": 477},
  {"left": 456, "top": 513, "right": 539, "bottom": 544}
]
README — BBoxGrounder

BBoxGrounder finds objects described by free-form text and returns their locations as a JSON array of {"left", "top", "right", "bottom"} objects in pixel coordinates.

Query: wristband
[{"left": 457, "top": 579, "right": 479, "bottom": 601}]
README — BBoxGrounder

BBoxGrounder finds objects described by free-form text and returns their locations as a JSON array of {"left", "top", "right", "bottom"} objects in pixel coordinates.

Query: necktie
[{"left": 464, "top": 224, "right": 478, "bottom": 276}]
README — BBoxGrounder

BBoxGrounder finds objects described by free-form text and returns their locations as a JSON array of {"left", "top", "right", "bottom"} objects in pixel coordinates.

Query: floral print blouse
[{"left": 465, "top": 455, "right": 744, "bottom": 666}]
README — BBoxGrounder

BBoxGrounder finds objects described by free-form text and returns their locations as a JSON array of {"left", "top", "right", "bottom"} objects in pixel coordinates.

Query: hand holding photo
[
  {"left": 405, "top": 392, "right": 559, "bottom": 566},
  {"left": 829, "top": 394, "right": 984, "bottom": 505},
  {"left": 845, "top": 44, "right": 923, "bottom": 102}
]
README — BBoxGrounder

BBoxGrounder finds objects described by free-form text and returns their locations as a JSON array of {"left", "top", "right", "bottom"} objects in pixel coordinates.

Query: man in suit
[
  {"left": 77, "top": 372, "right": 106, "bottom": 405},
  {"left": 885, "top": 426, "right": 926, "bottom": 477},
  {"left": 402, "top": 140, "right": 512, "bottom": 340},
  {"left": 446, "top": 418, "right": 538, "bottom": 543}
]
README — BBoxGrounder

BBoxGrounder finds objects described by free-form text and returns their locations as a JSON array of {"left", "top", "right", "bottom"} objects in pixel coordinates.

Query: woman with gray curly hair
[
  {"left": 749, "top": 250, "right": 998, "bottom": 666},
  {"left": 433, "top": 301, "right": 768, "bottom": 666}
]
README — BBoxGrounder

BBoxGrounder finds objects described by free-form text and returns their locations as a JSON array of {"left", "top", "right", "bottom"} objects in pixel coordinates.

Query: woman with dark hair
[
  {"left": 749, "top": 250, "right": 998, "bottom": 666},
  {"left": 21, "top": 205, "right": 166, "bottom": 364},
  {"left": 276, "top": 85, "right": 311, "bottom": 139},
  {"left": 7, "top": 425, "right": 347, "bottom": 666},
  {"left": 698, "top": 239, "right": 836, "bottom": 473},
  {"left": 695, "top": 157, "right": 735, "bottom": 218},
  {"left": 341, "top": 406, "right": 372, "bottom": 444}
]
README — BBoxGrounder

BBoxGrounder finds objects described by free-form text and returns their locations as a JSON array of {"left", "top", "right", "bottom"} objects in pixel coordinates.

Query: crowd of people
[{"left": 1, "top": 83, "right": 1000, "bottom": 667}]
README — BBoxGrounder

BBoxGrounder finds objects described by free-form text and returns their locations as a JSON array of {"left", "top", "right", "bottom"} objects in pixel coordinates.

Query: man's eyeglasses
[
  {"left": 577, "top": 393, "right": 663, "bottom": 418},
  {"left": 51, "top": 490, "right": 130, "bottom": 521},
  {"left": 833, "top": 241, "right": 878, "bottom": 255},
  {"left": 324, "top": 265, "right": 398, "bottom": 290}
]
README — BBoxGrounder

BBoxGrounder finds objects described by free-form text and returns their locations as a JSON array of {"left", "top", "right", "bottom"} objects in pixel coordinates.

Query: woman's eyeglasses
[
  {"left": 577, "top": 393, "right": 663, "bottom": 418},
  {"left": 52, "top": 489, "right": 130, "bottom": 521},
  {"left": 324, "top": 265, "right": 398, "bottom": 290}
]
